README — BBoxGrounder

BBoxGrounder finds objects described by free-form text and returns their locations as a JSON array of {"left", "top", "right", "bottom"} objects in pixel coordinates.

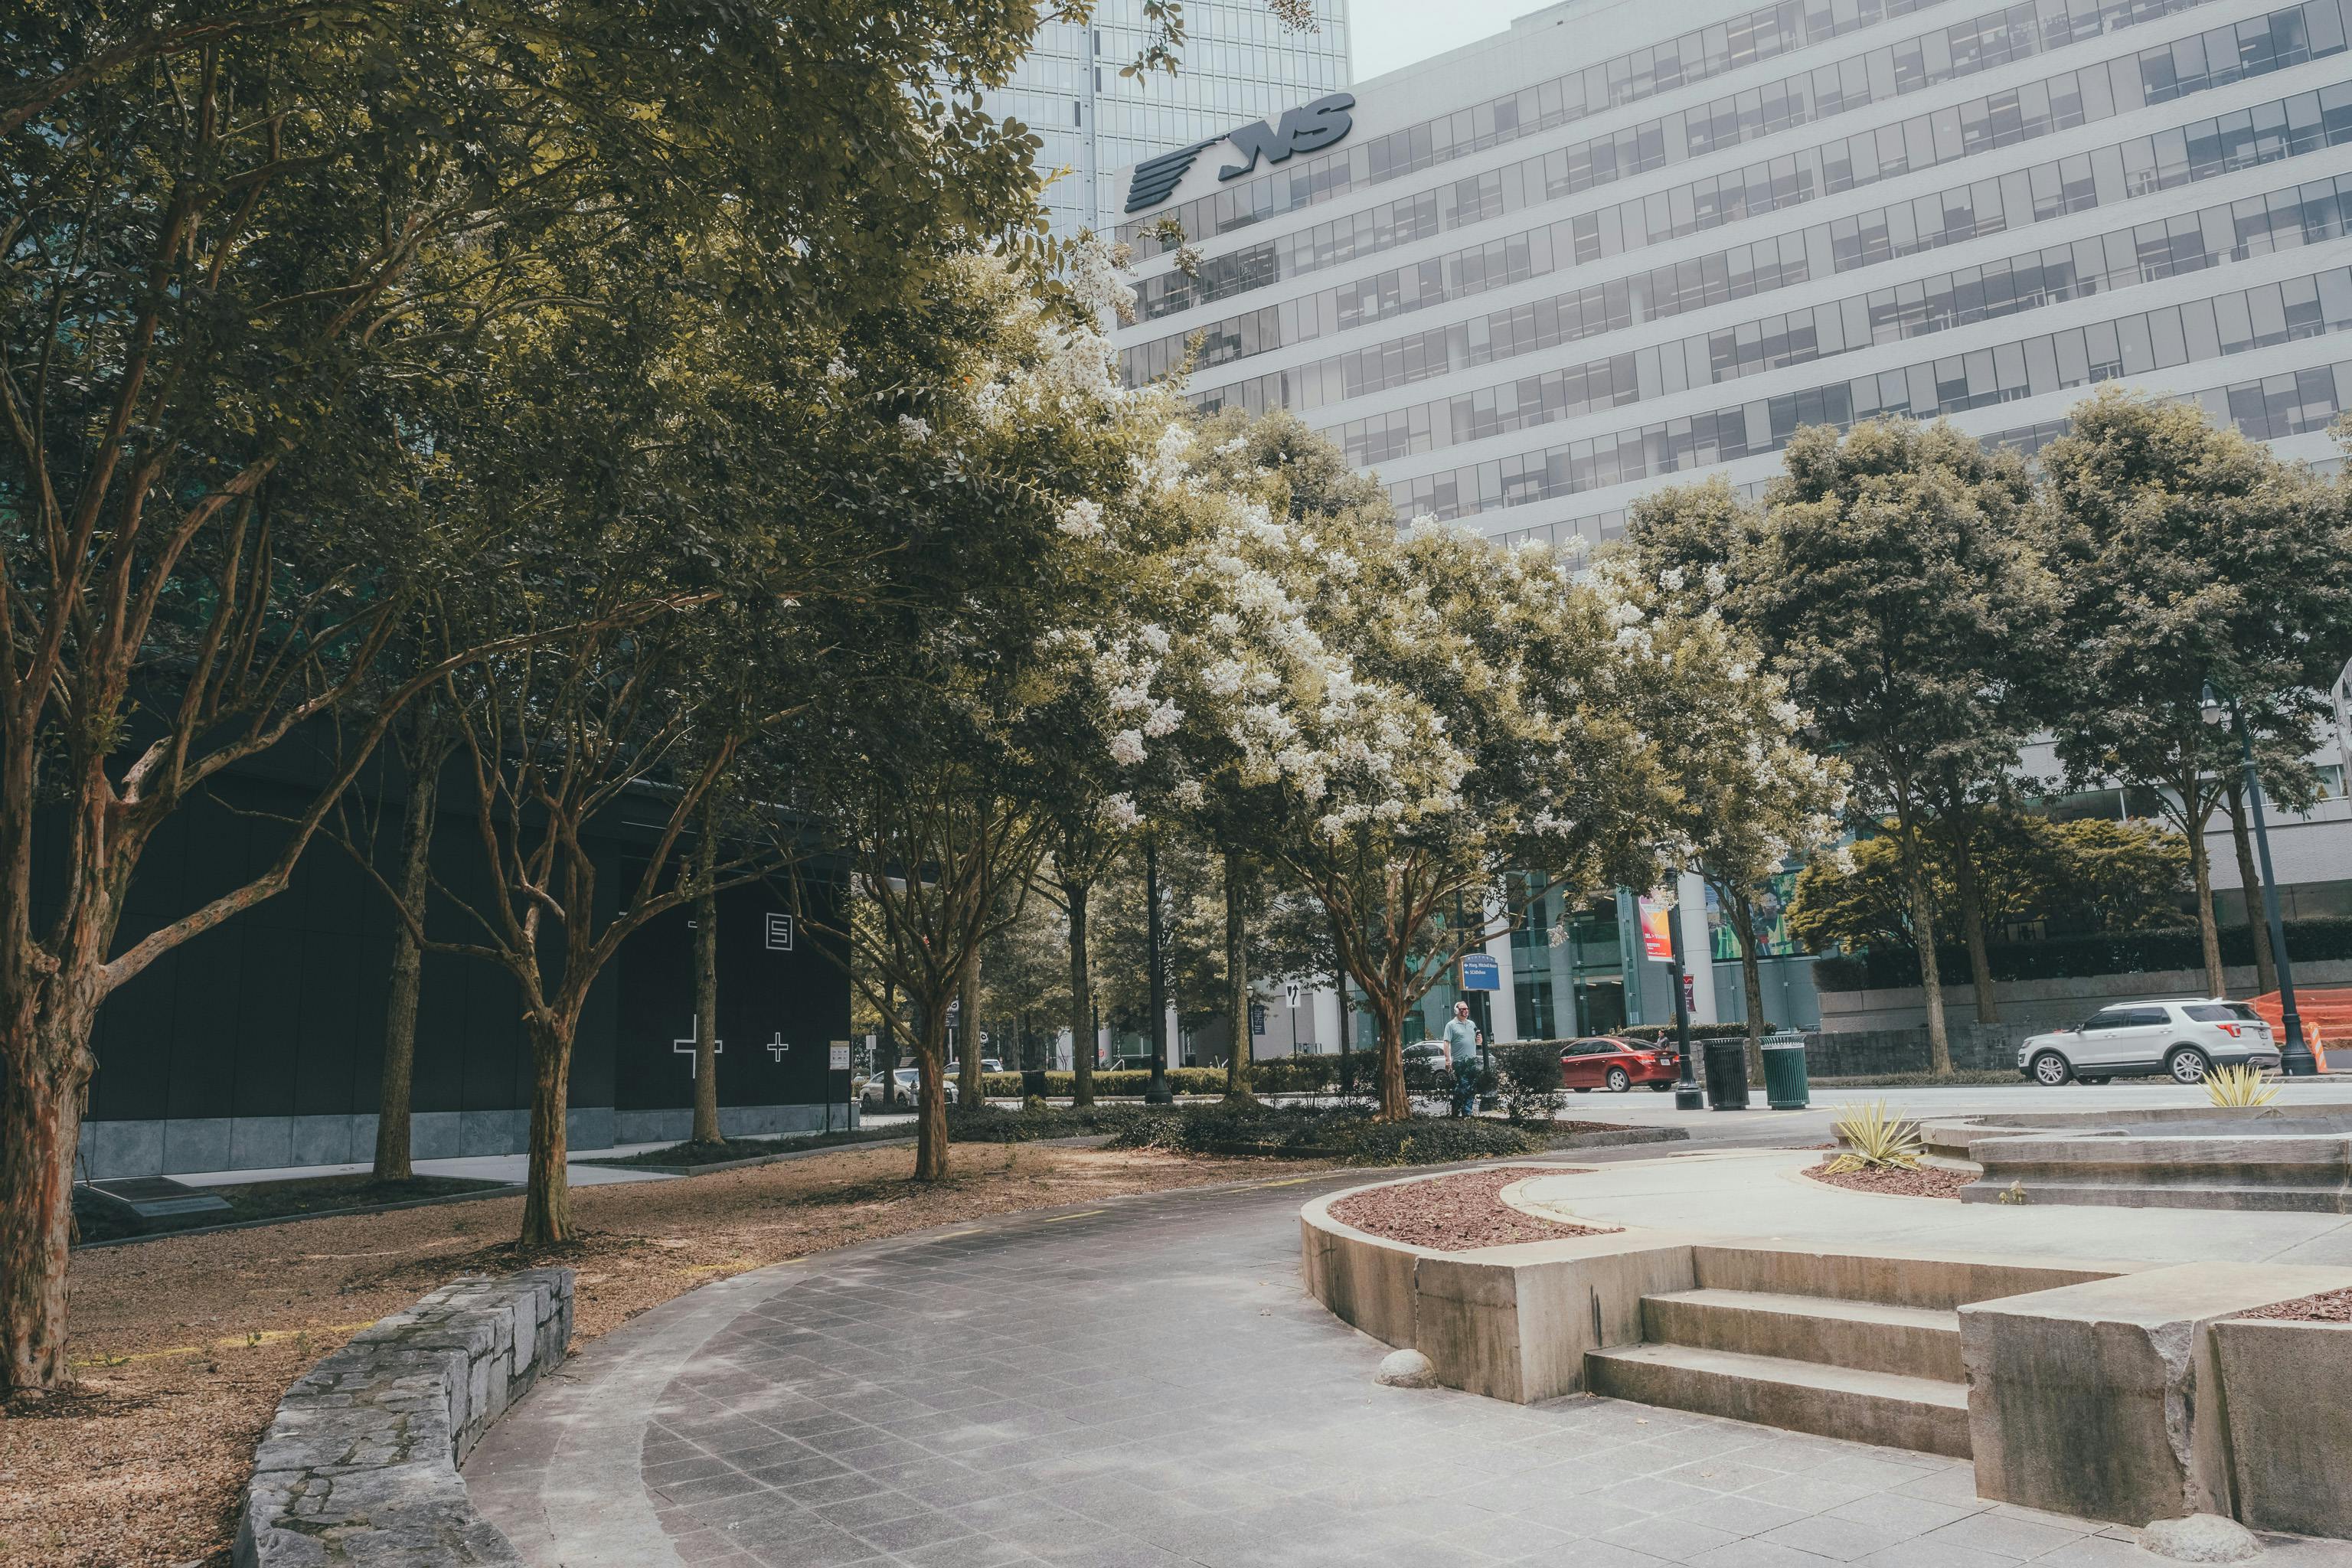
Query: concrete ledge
[
  {"left": 234, "top": 1269, "right": 573, "bottom": 1566},
  {"left": 2210, "top": 1315, "right": 2352, "bottom": 1539},
  {"left": 1961, "top": 1262, "right": 2352, "bottom": 1528}
]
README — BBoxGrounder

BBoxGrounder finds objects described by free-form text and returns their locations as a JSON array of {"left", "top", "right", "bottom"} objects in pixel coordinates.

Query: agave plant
[
  {"left": 1825, "top": 1100, "right": 1924, "bottom": 1173},
  {"left": 2204, "top": 1064, "right": 2282, "bottom": 1109}
]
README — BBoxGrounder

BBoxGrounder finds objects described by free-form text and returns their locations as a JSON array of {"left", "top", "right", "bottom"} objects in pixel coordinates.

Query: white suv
[{"left": 2018, "top": 999, "right": 2282, "bottom": 1086}]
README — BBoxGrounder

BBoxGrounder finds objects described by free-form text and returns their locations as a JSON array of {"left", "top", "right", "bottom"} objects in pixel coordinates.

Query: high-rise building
[
  {"left": 1109, "top": 0, "right": 2352, "bottom": 1050},
  {"left": 991, "top": 2, "right": 1353, "bottom": 238}
]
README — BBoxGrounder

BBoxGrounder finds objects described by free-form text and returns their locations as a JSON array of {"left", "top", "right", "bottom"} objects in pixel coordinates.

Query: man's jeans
[{"left": 1450, "top": 1060, "right": 1478, "bottom": 1116}]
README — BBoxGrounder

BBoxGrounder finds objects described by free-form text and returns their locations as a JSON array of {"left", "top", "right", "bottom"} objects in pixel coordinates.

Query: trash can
[
  {"left": 1702, "top": 1037, "right": 1750, "bottom": 1110},
  {"left": 1761, "top": 1031, "right": 1811, "bottom": 1109},
  {"left": 1021, "top": 1067, "right": 1049, "bottom": 1102}
]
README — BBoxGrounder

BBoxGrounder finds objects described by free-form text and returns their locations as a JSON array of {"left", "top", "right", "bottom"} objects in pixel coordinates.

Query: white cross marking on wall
[
  {"left": 672, "top": 1018, "right": 722, "bottom": 1076},
  {"left": 766, "top": 1034, "right": 789, "bottom": 1063}
]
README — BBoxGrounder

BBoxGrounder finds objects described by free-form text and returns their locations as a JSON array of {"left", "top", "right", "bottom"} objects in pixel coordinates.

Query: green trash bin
[{"left": 1761, "top": 1031, "right": 1810, "bottom": 1109}]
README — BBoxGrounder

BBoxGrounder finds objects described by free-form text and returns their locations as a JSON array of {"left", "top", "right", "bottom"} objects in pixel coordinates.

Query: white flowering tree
[{"left": 1611, "top": 492, "right": 1849, "bottom": 1075}]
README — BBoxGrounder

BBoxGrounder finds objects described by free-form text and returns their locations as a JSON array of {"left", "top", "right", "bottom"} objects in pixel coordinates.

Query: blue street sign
[{"left": 1459, "top": 953, "right": 1501, "bottom": 991}]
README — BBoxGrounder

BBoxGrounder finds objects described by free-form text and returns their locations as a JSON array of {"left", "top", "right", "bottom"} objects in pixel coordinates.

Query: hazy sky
[{"left": 1348, "top": 0, "right": 1535, "bottom": 83}]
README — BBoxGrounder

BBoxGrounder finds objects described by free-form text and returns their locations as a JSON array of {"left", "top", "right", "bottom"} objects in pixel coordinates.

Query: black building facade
[{"left": 74, "top": 761, "right": 851, "bottom": 1179}]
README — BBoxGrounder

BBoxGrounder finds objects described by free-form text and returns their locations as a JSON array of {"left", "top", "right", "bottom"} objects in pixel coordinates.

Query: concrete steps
[
  {"left": 1585, "top": 1342, "right": 1974, "bottom": 1458},
  {"left": 1572, "top": 1244, "right": 2100, "bottom": 1459},
  {"left": 1639, "top": 1288, "right": 1963, "bottom": 1382}
]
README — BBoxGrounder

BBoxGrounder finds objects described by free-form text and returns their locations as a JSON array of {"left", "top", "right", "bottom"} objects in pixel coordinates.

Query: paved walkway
[{"left": 466, "top": 1159, "right": 2350, "bottom": 1568}]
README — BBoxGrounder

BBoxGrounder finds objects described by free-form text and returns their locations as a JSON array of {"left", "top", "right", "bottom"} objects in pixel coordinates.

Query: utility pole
[
  {"left": 1670, "top": 892, "right": 1703, "bottom": 1112},
  {"left": 2235, "top": 702, "right": 2317, "bottom": 1076}
]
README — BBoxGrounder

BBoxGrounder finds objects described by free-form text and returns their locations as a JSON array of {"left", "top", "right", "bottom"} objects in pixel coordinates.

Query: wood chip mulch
[
  {"left": 1328, "top": 1166, "right": 1618, "bottom": 1251},
  {"left": 1805, "top": 1161, "right": 1979, "bottom": 1199},
  {"left": 2239, "top": 1286, "right": 2352, "bottom": 1322}
]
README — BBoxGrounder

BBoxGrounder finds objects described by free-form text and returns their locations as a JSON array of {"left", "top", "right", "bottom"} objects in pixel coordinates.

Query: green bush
[
  {"left": 1494, "top": 1041, "right": 1563, "bottom": 1125},
  {"left": 975, "top": 1059, "right": 1350, "bottom": 1099},
  {"left": 1103, "top": 1103, "right": 1544, "bottom": 1165}
]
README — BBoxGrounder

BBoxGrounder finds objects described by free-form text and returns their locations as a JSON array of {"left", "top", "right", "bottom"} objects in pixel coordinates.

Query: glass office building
[
  {"left": 991, "top": 2, "right": 1354, "bottom": 239},
  {"left": 1111, "top": 0, "right": 2352, "bottom": 1045}
]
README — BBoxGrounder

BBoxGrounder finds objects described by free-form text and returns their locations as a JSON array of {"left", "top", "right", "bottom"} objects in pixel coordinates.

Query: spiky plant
[
  {"left": 1825, "top": 1100, "right": 1924, "bottom": 1172},
  {"left": 2205, "top": 1064, "right": 2282, "bottom": 1109}
]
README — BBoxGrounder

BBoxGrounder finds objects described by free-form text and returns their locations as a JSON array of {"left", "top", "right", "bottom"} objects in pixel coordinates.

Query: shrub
[
  {"left": 1825, "top": 1100, "right": 1923, "bottom": 1171},
  {"left": 1494, "top": 1041, "right": 1563, "bottom": 1125},
  {"left": 2204, "top": 1065, "right": 2282, "bottom": 1108},
  {"left": 1103, "top": 1102, "right": 1544, "bottom": 1165}
]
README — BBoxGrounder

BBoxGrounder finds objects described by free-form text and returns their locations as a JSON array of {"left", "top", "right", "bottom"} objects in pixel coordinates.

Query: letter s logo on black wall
[{"left": 1123, "top": 93, "right": 1356, "bottom": 214}]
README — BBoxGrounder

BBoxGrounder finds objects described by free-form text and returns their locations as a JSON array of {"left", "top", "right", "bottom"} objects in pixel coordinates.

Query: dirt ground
[
  {"left": 0, "top": 1142, "right": 1295, "bottom": 1568},
  {"left": 1327, "top": 1165, "right": 1615, "bottom": 1250}
]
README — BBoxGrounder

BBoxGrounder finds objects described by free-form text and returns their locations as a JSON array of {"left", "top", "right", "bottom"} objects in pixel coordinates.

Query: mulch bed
[
  {"left": 1328, "top": 1166, "right": 1618, "bottom": 1251},
  {"left": 2239, "top": 1286, "right": 2352, "bottom": 1322},
  {"left": 1806, "top": 1161, "right": 1979, "bottom": 1199}
]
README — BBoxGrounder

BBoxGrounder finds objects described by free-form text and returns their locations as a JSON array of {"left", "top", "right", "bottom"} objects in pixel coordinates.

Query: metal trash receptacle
[
  {"left": 1761, "top": 1031, "right": 1811, "bottom": 1109},
  {"left": 1701, "top": 1037, "right": 1750, "bottom": 1110}
]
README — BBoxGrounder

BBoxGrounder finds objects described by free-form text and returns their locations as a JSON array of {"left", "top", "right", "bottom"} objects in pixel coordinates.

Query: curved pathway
[{"left": 468, "top": 1158, "right": 2337, "bottom": 1568}]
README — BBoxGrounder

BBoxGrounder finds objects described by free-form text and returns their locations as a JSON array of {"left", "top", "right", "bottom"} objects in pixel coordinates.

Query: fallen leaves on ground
[{"left": 0, "top": 1142, "right": 1296, "bottom": 1568}]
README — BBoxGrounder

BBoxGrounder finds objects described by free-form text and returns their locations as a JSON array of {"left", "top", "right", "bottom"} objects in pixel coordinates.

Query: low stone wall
[{"left": 235, "top": 1269, "right": 573, "bottom": 1567}]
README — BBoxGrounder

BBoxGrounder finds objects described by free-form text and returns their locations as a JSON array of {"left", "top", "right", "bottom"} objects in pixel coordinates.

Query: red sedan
[{"left": 1560, "top": 1036, "right": 1680, "bottom": 1093}]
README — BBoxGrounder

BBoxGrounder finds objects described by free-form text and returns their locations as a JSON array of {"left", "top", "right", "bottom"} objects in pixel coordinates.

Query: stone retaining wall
[{"left": 234, "top": 1268, "right": 573, "bottom": 1567}]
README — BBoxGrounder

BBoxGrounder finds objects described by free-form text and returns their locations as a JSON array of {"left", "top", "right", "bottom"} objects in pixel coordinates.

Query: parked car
[
  {"left": 1560, "top": 1035, "right": 1681, "bottom": 1093},
  {"left": 859, "top": 1067, "right": 958, "bottom": 1109},
  {"left": 2017, "top": 999, "right": 2282, "bottom": 1086}
]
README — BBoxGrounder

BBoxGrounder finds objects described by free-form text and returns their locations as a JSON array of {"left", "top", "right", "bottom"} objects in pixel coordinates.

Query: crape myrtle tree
[
  {"left": 1743, "top": 420, "right": 2050, "bottom": 1077},
  {"left": 785, "top": 246, "right": 1170, "bottom": 1182},
  {"left": 2, "top": 0, "right": 1060, "bottom": 1390},
  {"left": 2039, "top": 390, "right": 2352, "bottom": 998},
  {"left": 1605, "top": 523, "right": 1847, "bottom": 1079}
]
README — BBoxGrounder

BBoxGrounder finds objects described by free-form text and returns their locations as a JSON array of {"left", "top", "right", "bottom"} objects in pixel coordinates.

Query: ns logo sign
[{"left": 1123, "top": 93, "right": 1356, "bottom": 214}]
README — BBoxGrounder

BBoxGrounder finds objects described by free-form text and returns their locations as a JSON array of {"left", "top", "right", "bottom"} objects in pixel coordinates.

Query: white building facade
[
  {"left": 1109, "top": 0, "right": 2352, "bottom": 1050},
  {"left": 988, "top": 2, "right": 1354, "bottom": 239}
]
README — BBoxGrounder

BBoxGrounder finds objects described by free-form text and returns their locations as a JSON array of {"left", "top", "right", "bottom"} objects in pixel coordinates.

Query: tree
[
  {"left": 2, "top": 0, "right": 1060, "bottom": 1391},
  {"left": 1743, "top": 420, "right": 2049, "bottom": 1076},
  {"left": 1613, "top": 503, "right": 1847, "bottom": 1076},
  {"left": 2040, "top": 390, "right": 2352, "bottom": 998},
  {"left": 368, "top": 691, "right": 458, "bottom": 1181}
]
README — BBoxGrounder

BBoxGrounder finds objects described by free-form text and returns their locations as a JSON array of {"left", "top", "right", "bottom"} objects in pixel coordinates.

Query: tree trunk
[
  {"left": 1729, "top": 887, "right": 1768, "bottom": 1083},
  {"left": 1374, "top": 1001, "right": 1408, "bottom": 1122},
  {"left": 1946, "top": 820, "right": 2001, "bottom": 1024},
  {"left": 1066, "top": 877, "right": 1095, "bottom": 1106},
  {"left": 878, "top": 980, "right": 900, "bottom": 1085},
  {"left": 1223, "top": 848, "right": 1253, "bottom": 1101},
  {"left": 0, "top": 991, "right": 99, "bottom": 1395},
  {"left": 2226, "top": 781, "right": 2278, "bottom": 998},
  {"left": 957, "top": 946, "right": 983, "bottom": 1105},
  {"left": 690, "top": 815, "right": 721, "bottom": 1146},
  {"left": 1896, "top": 808, "right": 1955, "bottom": 1079},
  {"left": 914, "top": 1008, "right": 951, "bottom": 1182},
  {"left": 518, "top": 1016, "right": 576, "bottom": 1246},
  {"left": 372, "top": 758, "right": 439, "bottom": 1181},
  {"left": 2190, "top": 824, "right": 2226, "bottom": 998}
]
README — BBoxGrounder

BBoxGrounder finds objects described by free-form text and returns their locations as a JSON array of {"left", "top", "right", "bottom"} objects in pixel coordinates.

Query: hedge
[
  {"left": 1814, "top": 916, "right": 2352, "bottom": 992},
  {"left": 974, "top": 1057, "right": 1374, "bottom": 1099}
]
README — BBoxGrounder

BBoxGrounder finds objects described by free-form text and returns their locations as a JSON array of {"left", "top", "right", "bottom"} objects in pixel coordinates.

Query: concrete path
[
  {"left": 1513, "top": 1148, "right": 2352, "bottom": 1268},
  {"left": 466, "top": 1158, "right": 2351, "bottom": 1567}
]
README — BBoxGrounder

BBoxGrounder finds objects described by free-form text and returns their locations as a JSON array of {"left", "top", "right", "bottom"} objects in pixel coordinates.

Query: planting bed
[
  {"left": 1806, "top": 1161, "right": 1981, "bottom": 1199},
  {"left": 1326, "top": 1166, "right": 1618, "bottom": 1251}
]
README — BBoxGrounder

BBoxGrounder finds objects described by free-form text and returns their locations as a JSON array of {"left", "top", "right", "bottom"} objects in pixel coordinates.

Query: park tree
[
  {"left": 1, "top": 0, "right": 1063, "bottom": 1392},
  {"left": 2040, "top": 390, "right": 2352, "bottom": 998},
  {"left": 1743, "top": 420, "right": 2049, "bottom": 1076},
  {"left": 1609, "top": 515, "right": 1847, "bottom": 1076}
]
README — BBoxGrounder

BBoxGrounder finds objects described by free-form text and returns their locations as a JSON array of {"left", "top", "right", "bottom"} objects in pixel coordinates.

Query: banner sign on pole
[
  {"left": 1459, "top": 952, "right": 1501, "bottom": 991},
  {"left": 1637, "top": 893, "right": 1677, "bottom": 962}
]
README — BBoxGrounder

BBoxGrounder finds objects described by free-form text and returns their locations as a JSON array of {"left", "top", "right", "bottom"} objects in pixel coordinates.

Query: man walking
[{"left": 1443, "top": 1000, "right": 1482, "bottom": 1117}]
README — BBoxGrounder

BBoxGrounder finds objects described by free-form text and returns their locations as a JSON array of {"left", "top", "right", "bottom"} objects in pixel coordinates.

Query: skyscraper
[{"left": 990, "top": 2, "right": 1354, "bottom": 239}]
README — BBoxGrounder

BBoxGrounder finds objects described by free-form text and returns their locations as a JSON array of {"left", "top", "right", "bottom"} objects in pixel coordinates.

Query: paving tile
[
  {"left": 1827, "top": 1491, "right": 1981, "bottom": 1536},
  {"left": 1594, "top": 1514, "right": 1746, "bottom": 1563},
  {"left": 1922, "top": 1509, "right": 2101, "bottom": 1560},
  {"left": 1756, "top": 1512, "right": 1910, "bottom": 1561}
]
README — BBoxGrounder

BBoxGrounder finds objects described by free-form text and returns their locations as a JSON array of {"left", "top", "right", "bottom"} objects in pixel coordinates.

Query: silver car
[
  {"left": 2018, "top": 999, "right": 2282, "bottom": 1086},
  {"left": 858, "top": 1067, "right": 957, "bottom": 1109}
]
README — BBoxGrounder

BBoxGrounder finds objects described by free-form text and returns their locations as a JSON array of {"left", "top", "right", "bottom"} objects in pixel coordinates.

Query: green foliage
[
  {"left": 2205, "top": 1066, "right": 2282, "bottom": 1109},
  {"left": 1494, "top": 1042, "right": 1565, "bottom": 1125},
  {"left": 1825, "top": 1102, "right": 1924, "bottom": 1171},
  {"left": 1105, "top": 1104, "right": 1546, "bottom": 1165},
  {"left": 1787, "top": 815, "right": 2190, "bottom": 955}
]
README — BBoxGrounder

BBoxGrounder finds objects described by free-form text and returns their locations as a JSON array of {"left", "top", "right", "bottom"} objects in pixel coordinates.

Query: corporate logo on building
[{"left": 1123, "top": 92, "right": 1357, "bottom": 214}]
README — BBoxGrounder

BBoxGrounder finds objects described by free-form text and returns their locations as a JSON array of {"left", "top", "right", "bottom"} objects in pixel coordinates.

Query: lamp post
[
  {"left": 2233, "top": 703, "right": 2317, "bottom": 1076},
  {"left": 1144, "top": 832, "right": 1174, "bottom": 1103},
  {"left": 1669, "top": 893, "right": 1703, "bottom": 1112}
]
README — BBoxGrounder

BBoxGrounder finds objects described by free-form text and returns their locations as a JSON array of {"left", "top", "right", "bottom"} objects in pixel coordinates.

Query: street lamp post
[
  {"left": 1144, "top": 833, "right": 1174, "bottom": 1104},
  {"left": 1669, "top": 894, "right": 1703, "bottom": 1112},
  {"left": 2233, "top": 703, "right": 2318, "bottom": 1076}
]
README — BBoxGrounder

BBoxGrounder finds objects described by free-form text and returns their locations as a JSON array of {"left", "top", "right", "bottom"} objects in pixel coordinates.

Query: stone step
[
  {"left": 1691, "top": 1241, "right": 2113, "bottom": 1312},
  {"left": 1641, "top": 1289, "right": 1963, "bottom": 1383},
  {"left": 1585, "top": 1342, "right": 1973, "bottom": 1459}
]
